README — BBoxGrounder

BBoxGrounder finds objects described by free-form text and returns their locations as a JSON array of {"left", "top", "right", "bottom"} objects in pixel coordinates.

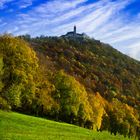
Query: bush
[{"left": 0, "top": 96, "right": 11, "bottom": 110}]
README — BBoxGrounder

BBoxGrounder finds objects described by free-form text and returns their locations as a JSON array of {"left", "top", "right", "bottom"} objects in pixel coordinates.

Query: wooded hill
[{"left": 0, "top": 34, "right": 140, "bottom": 139}]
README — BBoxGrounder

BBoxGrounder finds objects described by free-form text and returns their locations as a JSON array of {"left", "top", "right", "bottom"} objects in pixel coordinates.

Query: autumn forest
[{"left": 0, "top": 34, "right": 140, "bottom": 139}]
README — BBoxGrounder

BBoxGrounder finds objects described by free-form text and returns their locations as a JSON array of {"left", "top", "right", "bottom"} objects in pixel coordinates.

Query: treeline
[{"left": 0, "top": 35, "right": 140, "bottom": 139}]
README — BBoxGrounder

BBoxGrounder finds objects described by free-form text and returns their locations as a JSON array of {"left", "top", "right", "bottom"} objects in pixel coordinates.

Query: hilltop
[{"left": 30, "top": 34, "right": 140, "bottom": 106}]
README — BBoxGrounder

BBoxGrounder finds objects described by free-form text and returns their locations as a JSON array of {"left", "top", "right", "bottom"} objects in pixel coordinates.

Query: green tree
[
  {"left": 5, "top": 84, "right": 22, "bottom": 108},
  {"left": 53, "top": 70, "right": 93, "bottom": 125}
]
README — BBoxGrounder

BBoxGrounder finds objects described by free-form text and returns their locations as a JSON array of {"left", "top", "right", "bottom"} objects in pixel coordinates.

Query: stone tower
[{"left": 74, "top": 25, "right": 76, "bottom": 36}]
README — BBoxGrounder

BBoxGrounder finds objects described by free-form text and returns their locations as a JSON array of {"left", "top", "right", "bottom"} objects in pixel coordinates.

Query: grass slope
[{"left": 0, "top": 110, "right": 133, "bottom": 140}]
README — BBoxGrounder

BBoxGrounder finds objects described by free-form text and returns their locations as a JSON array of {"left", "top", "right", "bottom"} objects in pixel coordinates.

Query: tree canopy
[{"left": 0, "top": 35, "right": 38, "bottom": 110}]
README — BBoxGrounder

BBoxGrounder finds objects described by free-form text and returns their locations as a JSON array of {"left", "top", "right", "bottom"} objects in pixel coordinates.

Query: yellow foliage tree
[
  {"left": 89, "top": 92, "right": 106, "bottom": 130},
  {"left": 0, "top": 35, "right": 38, "bottom": 110}
]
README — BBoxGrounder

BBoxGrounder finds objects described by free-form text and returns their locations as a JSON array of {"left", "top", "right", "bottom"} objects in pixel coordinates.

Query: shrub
[{"left": 0, "top": 96, "right": 11, "bottom": 110}]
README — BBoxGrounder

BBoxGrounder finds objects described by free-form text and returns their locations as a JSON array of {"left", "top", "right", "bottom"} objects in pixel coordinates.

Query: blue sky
[{"left": 0, "top": 0, "right": 140, "bottom": 60}]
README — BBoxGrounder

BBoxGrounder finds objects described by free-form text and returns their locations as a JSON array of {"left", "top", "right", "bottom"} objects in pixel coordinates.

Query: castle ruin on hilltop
[{"left": 62, "top": 26, "right": 88, "bottom": 38}]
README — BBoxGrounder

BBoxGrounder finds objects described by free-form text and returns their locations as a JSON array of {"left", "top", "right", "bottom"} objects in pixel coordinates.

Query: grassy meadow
[{"left": 0, "top": 110, "right": 133, "bottom": 140}]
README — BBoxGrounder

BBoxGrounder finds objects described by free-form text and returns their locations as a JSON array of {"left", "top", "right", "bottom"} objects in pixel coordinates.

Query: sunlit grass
[{"left": 0, "top": 110, "right": 133, "bottom": 140}]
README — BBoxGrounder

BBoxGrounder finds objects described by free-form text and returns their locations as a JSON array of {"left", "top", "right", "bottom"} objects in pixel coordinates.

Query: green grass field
[{"left": 0, "top": 110, "right": 133, "bottom": 140}]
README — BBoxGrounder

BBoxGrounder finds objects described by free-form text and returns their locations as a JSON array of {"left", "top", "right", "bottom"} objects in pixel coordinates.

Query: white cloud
[
  {"left": 0, "top": 0, "right": 15, "bottom": 9},
  {"left": 12, "top": 0, "right": 35, "bottom": 9},
  {"left": 18, "top": 0, "right": 34, "bottom": 9},
  {"left": 0, "top": 0, "right": 34, "bottom": 10}
]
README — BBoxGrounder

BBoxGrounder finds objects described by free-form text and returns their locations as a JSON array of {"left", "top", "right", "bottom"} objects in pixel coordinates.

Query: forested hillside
[{"left": 0, "top": 35, "right": 140, "bottom": 139}]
